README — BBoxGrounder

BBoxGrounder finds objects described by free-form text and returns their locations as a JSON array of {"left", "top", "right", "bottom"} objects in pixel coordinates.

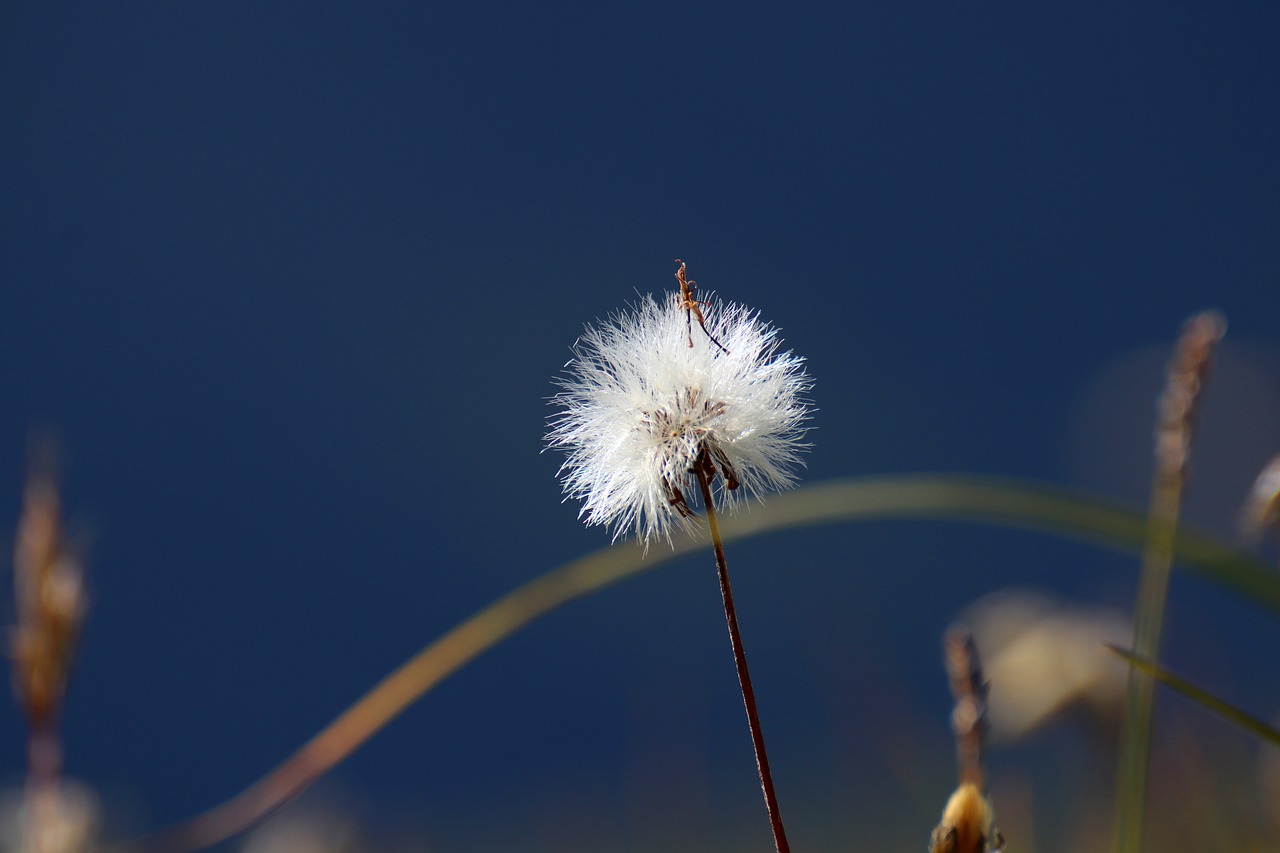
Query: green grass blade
[
  {"left": 135, "top": 474, "right": 1280, "bottom": 851},
  {"left": 1108, "top": 645, "right": 1280, "bottom": 747},
  {"left": 717, "top": 476, "right": 1280, "bottom": 612}
]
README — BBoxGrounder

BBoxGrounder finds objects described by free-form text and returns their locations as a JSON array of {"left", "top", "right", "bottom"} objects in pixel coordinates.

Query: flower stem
[
  {"left": 1111, "top": 311, "right": 1224, "bottom": 853},
  {"left": 694, "top": 452, "right": 791, "bottom": 853}
]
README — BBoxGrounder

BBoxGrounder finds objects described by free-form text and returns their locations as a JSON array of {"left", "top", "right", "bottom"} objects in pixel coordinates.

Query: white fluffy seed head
[{"left": 547, "top": 290, "right": 813, "bottom": 544}]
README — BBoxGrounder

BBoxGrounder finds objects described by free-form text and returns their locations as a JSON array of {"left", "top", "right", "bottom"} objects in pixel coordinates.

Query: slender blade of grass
[
  {"left": 1108, "top": 645, "right": 1280, "bottom": 747},
  {"left": 1112, "top": 311, "right": 1224, "bottom": 853},
  {"left": 131, "top": 475, "right": 1280, "bottom": 853}
]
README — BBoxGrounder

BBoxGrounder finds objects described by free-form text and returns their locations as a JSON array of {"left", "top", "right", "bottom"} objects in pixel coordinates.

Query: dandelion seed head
[{"left": 547, "top": 290, "right": 813, "bottom": 543}]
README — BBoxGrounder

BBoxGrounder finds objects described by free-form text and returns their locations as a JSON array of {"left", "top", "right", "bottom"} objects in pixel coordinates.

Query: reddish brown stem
[{"left": 693, "top": 453, "right": 790, "bottom": 853}]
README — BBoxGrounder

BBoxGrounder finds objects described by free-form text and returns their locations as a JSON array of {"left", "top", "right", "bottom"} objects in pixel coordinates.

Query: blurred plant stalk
[
  {"left": 930, "top": 626, "right": 1004, "bottom": 853},
  {"left": 11, "top": 463, "right": 87, "bottom": 853},
  {"left": 131, "top": 473, "right": 1280, "bottom": 852},
  {"left": 1112, "top": 311, "right": 1225, "bottom": 853}
]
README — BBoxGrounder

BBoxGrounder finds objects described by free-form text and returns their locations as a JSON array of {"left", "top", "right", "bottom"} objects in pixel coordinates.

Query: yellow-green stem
[
  {"left": 128, "top": 475, "right": 1277, "bottom": 853},
  {"left": 1112, "top": 310, "right": 1221, "bottom": 853},
  {"left": 1111, "top": 478, "right": 1181, "bottom": 853}
]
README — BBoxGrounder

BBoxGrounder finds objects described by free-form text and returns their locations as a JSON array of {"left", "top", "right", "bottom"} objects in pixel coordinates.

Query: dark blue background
[{"left": 2, "top": 2, "right": 1278, "bottom": 849}]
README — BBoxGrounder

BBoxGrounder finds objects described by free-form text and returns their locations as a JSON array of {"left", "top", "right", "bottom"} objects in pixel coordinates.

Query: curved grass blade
[
  {"left": 1108, "top": 645, "right": 1280, "bottom": 747},
  {"left": 132, "top": 475, "right": 1280, "bottom": 852}
]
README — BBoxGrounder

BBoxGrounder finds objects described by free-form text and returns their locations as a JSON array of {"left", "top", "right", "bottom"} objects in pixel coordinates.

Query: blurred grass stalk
[
  {"left": 1108, "top": 646, "right": 1280, "bottom": 748},
  {"left": 11, "top": 457, "right": 87, "bottom": 853},
  {"left": 1112, "top": 311, "right": 1224, "bottom": 853},
  {"left": 135, "top": 472, "right": 1279, "bottom": 852}
]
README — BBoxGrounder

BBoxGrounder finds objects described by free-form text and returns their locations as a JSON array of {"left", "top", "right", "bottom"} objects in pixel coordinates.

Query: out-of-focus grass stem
[
  {"left": 1108, "top": 646, "right": 1280, "bottom": 747},
  {"left": 130, "top": 473, "right": 1276, "bottom": 853},
  {"left": 11, "top": 455, "right": 86, "bottom": 853},
  {"left": 1112, "top": 311, "right": 1225, "bottom": 853}
]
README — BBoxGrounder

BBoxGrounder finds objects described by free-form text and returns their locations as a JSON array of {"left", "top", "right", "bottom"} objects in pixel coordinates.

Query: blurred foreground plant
[
  {"left": 125, "top": 472, "right": 1278, "bottom": 852},
  {"left": 9, "top": 457, "right": 96, "bottom": 853},
  {"left": 929, "top": 627, "right": 1005, "bottom": 853},
  {"left": 1113, "top": 311, "right": 1225, "bottom": 853}
]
